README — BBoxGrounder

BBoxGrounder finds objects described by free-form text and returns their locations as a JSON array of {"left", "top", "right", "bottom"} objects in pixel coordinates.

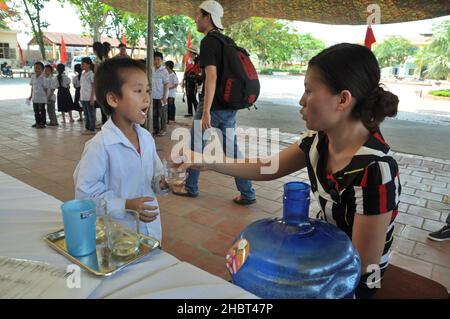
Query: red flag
[
  {"left": 184, "top": 31, "right": 192, "bottom": 70},
  {"left": 60, "top": 36, "right": 67, "bottom": 64},
  {"left": 17, "top": 43, "right": 24, "bottom": 67},
  {"left": 121, "top": 33, "right": 127, "bottom": 46},
  {"left": 364, "top": 25, "right": 376, "bottom": 49}
]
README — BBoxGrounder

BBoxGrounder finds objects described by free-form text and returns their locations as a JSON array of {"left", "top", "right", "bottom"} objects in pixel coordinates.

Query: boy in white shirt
[
  {"left": 74, "top": 58, "right": 169, "bottom": 241},
  {"left": 28, "top": 62, "right": 47, "bottom": 128},
  {"left": 43, "top": 64, "right": 59, "bottom": 126},
  {"left": 80, "top": 57, "right": 96, "bottom": 135},
  {"left": 165, "top": 60, "right": 179, "bottom": 124}
]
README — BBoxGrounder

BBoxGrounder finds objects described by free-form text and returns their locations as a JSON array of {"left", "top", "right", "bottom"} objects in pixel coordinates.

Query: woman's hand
[
  {"left": 125, "top": 197, "right": 159, "bottom": 223},
  {"left": 159, "top": 176, "right": 170, "bottom": 190},
  {"left": 170, "top": 152, "right": 209, "bottom": 173}
]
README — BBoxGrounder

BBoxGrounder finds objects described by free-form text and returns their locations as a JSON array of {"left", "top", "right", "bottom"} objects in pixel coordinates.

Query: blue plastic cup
[{"left": 61, "top": 199, "right": 97, "bottom": 257}]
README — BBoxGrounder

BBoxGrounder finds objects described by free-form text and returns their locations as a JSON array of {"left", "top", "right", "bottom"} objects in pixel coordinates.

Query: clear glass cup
[
  {"left": 167, "top": 167, "right": 188, "bottom": 192},
  {"left": 107, "top": 209, "right": 141, "bottom": 258}
]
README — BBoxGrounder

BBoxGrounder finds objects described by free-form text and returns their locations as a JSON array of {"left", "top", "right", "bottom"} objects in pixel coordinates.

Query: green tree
[
  {"left": 373, "top": 36, "right": 418, "bottom": 68},
  {"left": 153, "top": 15, "right": 201, "bottom": 65},
  {"left": 121, "top": 13, "right": 147, "bottom": 58},
  {"left": 291, "top": 33, "right": 326, "bottom": 67},
  {"left": 1, "top": 1, "right": 18, "bottom": 29},
  {"left": 424, "top": 20, "right": 450, "bottom": 80},
  {"left": 104, "top": 7, "right": 124, "bottom": 42},
  {"left": 21, "top": 0, "right": 49, "bottom": 60},
  {"left": 226, "top": 18, "right": 303, "bottom": 68},
  {"left": 63, "top": 0, "right": 110, "bottom": 42}
]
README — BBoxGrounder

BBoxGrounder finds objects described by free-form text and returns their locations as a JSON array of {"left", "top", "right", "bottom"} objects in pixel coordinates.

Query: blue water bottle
[{"left": 228, "top": 181, "right": 361, "bottom": 299}]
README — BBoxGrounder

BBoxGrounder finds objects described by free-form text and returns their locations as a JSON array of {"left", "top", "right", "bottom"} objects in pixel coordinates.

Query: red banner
[
  {"left": 121, "top": 33, "right": 127, "bottom": 46},
  {"left": 17, "top": 43, "right": 24, "bottom": 67},
  {"left": 60, "top": 36, "right": 67, "bottom": 64},
  {"left": 364, "top": 25, "right": 376, "bottom": 49},
  {"left": 184, "top": 31, "right": 192, "bottom": 70}
]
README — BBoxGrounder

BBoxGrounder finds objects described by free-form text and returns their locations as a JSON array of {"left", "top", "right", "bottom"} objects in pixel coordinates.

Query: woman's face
[{"left": 299, "top": 66, "right": 342, "bottom": 131}]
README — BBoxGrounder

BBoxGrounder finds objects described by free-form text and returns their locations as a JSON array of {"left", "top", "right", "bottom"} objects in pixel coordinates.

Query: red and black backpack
[{"left": 208, "top": 32, "right": 260, "bottom": 110}]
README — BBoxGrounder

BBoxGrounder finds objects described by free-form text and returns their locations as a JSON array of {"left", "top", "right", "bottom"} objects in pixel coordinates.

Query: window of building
[{"left": 0, "top": 43, "right": 11, "bottom": 58}]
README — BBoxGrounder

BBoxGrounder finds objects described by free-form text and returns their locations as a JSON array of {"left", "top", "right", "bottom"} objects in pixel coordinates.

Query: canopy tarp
[{"left": 101, "top": 0, "right": 450, "bottom": 26}]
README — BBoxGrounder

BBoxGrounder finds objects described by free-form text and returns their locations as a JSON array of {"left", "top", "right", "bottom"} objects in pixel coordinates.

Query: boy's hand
[
  {"left": 125, "top": 197, "right": 159, "bottom": 223},
  {"left": 28, "top": 96, "right": 32, "bottom": 101},
  {"left": 89, "top": 99, "right": 95, "bottom": 107}
]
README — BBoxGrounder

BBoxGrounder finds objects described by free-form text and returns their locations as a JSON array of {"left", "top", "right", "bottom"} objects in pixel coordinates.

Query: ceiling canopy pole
[{"left": 144, "top": 0, "right": 154, "bottom": 131}]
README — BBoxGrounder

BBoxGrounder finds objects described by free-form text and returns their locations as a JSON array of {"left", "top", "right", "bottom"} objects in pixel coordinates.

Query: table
[{"left": 0, "top": 171, "right": 257, "bottom": 299}]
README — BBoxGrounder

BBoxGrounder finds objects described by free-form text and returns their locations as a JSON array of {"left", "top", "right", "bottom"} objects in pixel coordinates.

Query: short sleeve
[
  {"left": 354, "top": 159, "right": 401, "bottom": 216},
  {"left": 163, "top": 69, "right": 170, "bottom": 84},
  {"left": 199, "top": 36, "right": 221, "bottom": 68},
  {"left": 297, "top": 130, "right": 317, "bottom": 153}
]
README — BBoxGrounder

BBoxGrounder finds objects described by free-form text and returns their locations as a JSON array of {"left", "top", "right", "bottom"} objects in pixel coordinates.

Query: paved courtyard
[{"left": 0, "top": 97, "right": 449, "bottom": 292}]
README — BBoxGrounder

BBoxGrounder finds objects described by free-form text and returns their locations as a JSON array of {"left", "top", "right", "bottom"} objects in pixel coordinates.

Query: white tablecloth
[{"left": 0, "top": 171, "right": 256, "bottom": 299}]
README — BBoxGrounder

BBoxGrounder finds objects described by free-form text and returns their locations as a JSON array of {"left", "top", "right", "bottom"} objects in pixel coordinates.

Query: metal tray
[{"left": 43, "top": 229, "right": 160, "bottom": 277}]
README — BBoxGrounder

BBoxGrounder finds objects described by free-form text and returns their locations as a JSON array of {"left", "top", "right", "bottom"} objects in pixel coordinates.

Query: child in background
[
  {"left": 54, "top": 64, "right": 75, "bottom": 123},
  {"left": 28, "top": 62, "right": 47, "bottom": 128},
  {"left": 43, "top": 64, "right": 58, "bottom": 126},
  {"left": 165, "top": 60, "right": 178, "bottom": 124},
  {"left": 80, "top": 57, "right": 96, "bottom": 135},
  {"left": 74, "top": 58, "right": 170, "bottom": 241},
  {"left": 72, "top": 63, "right": 84, "bottom": 122}
]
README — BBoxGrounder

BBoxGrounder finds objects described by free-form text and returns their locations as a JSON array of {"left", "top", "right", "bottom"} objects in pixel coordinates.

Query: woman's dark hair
[
  {"left": 308, "top": 43, "right": 399, "bottom": 131},
  {"left": 93, "top": 41, "right": 105, "bottom": 60},
  {"left": 74, "top": 63, "right": 82, "bottom": 80},
  {"left": 165, "top": 60, "right": 174, "bottom": 70},
  {"left": 56, "top": 63, "right": 65, "bottom": 86},
  {"left": 94, "top": 57, "right": 146, "bottom": 116},
  {"left": 102, "top": 42, "right": 111, "bottom": 58}
]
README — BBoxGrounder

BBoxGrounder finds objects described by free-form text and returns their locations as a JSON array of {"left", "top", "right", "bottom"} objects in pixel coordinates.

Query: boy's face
[
  {"left": 107, "top": 68, "right": 150, "bottom": 125},
  {"left": 153, "top": 57, "right": 162, "bottom": 68},
  {"left": 44, "top": 67, "right": 52, "bottom": 77},
  {"left": 81, "top": 62, "right": 89, "bottom": 71},
  {"left": 34, "top": 65, "right": 43, "bottom": 76}
]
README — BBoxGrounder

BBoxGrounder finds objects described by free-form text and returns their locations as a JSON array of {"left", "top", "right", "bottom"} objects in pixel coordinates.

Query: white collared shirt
[
  {"left": 80, "top": 70, "right": 94, "bottom": 101},
  {"left": 43, "top": 75, "right": 56, "bottom": 102},
  {"left": 152, "top": 65, "right": 169, "bottom": 100},
  {"left": 168, "top": 72, "right": 179, "bottom": 98},
  {"left": 73, "top": 118, "right": 167, "bottom": 241},
  {"left": 30, "top": 74, "right": 48, "bottom": 104}
]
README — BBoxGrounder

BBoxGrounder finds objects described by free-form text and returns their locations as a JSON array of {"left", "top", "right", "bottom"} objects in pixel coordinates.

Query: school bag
[{"left": 208, "top": 32, "right": 260, "bottom": 110}]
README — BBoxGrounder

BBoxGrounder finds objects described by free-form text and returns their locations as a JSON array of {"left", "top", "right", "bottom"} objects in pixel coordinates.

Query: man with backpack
[{"left": 173, "top": 0, "right": 258, "bottom": 205}]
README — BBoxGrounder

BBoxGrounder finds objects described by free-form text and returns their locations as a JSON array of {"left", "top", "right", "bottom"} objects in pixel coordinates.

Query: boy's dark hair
[
  {"left": 94, "top": 58, "right": 146, "bottom": 116},
  {"left": 165, "top": 61, "right": 174, "bottom": 70},
  {"left": 118, "top": 43, "right": 126, "bottom": 48},
  {"left": 81, "top": 57, "right": 93, "bottom": 65},
  {"left": 93, "top": 41, "right": 105, "bottom": 60},
  {"left": 44, "top": 64, "right": 53, "bottom": 71},
  {"left": 34, "top": 61, "right": 44, "bottom": 69},
  {"left": 309, "top": 43, "right": 399, "bottom": 131},
  {"left": 154, "top": 51, "right": 163, "bottom": 60}
]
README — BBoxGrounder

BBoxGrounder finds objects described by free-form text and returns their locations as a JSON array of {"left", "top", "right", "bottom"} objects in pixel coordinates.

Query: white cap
[{"left": 199, "top": 0, "right": 224, "bottom": 30}]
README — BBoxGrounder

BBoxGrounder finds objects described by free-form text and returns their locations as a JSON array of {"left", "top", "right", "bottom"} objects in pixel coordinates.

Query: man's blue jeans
[{"left": 185, "top": 101, "right": 256, "bottom": 200}]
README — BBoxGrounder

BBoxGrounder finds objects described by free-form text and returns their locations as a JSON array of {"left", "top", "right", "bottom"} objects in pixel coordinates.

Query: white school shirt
[
  {"left": 43, "top": 75, "right": 56, "bottom": 102},
  {"left": 72, "top": 75, "right": 81, "bottom": 89},
  {"left": 52, "top": 74, "right": 71, "bottom": 89},
  {"left": 80, "top": 70, "right": 94, "bottom": 101},
  {"left": 168, "top": 72, "right": 179, "bottom": 98},
  {"left": 73, "top": 118, "right": 167, "bottom": 241},
  {"left": 152, "top": 65, "right": 170, "bottom": 100},
  {"left": 29, "top": 74, "right": 48, "bottom": 104}
]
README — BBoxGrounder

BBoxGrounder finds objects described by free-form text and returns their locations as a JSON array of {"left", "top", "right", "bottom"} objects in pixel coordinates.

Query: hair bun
[{"left": 377, "top": 86, "right": 399, "bottom": 118}]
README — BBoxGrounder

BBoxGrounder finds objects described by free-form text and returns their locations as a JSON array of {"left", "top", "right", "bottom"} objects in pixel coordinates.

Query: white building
[{"left": 0, "top": 29, "right": 19, "bottom": 67}]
